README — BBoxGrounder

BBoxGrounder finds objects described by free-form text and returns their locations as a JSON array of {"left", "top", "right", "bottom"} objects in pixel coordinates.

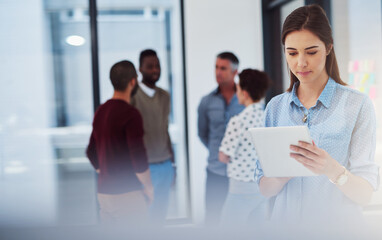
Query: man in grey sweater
[{"left": 131, "top": 49, "right": 174, "bottom": 225}]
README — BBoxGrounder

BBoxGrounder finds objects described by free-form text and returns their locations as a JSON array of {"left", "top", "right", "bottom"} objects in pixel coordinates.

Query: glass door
[
  {"left": 0, "top": 0, "right": 97, "bottom": 226},
  {"left": 95, "top": 0, "right": 189, "bottom": 221}
]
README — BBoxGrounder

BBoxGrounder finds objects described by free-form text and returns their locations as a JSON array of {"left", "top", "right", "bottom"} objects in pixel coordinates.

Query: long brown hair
[{"left": 282, "top": 4, "right": 346, "bottom": 92}]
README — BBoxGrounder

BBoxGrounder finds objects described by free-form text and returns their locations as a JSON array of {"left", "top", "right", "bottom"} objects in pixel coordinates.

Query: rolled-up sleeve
[
  {"left": 255, "top": 159, "right": 264, "bottom": 185},
  {"left": 348, "top": 96, "right": 379, "bottom": 190}
]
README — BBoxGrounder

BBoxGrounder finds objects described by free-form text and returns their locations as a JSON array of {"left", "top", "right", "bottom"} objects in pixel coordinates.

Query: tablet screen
[{"left": 248, "top": 126, "right": 317, "bottom": 177}]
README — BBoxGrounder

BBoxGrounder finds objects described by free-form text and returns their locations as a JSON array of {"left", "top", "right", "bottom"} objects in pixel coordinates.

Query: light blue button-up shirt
[
  {"left": 256, "top": 78, "right": 379, "bottom": 223},
  {"left": 198, "top": 87, "right": 245, "bottom": 176}
]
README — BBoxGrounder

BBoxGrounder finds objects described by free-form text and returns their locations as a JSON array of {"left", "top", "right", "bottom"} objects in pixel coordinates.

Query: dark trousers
[{"left": 205, "top": 169, "right": 229, "bottom": 226}]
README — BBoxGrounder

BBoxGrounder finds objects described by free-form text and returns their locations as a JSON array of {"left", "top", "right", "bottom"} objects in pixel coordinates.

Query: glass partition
[{"left": 0, "top": 0, "right": 188, "bottom": 227}]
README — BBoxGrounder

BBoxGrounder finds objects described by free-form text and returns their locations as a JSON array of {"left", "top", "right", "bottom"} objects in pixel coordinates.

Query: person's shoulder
[
  {"left": 336, "top": 84, "right": 376, "bottom": 120},
  {"left": 264, "top": 92, "right": 291, "bottom": 118},
  {"left": 101, "top": 99, "right": 129, "bottom": 109},
  {"left": 230, "top": 113, "right": 241, "bottom": 122},
  {"left": 236, "top": 105, "right": 251, "bottom": 119},
  {"left": 95, "top": 100, "right": 108, "bottom": 111},
  {"left": 96, "top": 99, "right": 133, "bottom": 117},
  {"left": 155, "top": 86, "right": 170, "bottom": 96},
  {"left": 200, "top": 88, "right": 218, "bottom": 102},
  {"left": 236, "top": 104, "right": 263, "bottom": 123},
  {"left": 199, "top": 93, "right": 213, "bottom": 110},
  {"left": 267, "top": 91, "right": 291, "bottom": 107},
  {"left": 126, "top": 103, "right": 141, "bottom": 113},
  {"left": 124, "top": 104, "right": 144, "bottom": 123},
  {"left": 336, "top": 83, "right": 362, "bottom": 96},
  {"left": 226, "top": 113, "right": 241, "bottom": 128},
  {"left": 108, "top": 100, "right": 139, "bottom": 116},
  {"left": 335, "top": 84, "right": 370, "bottom": 104},
  {"left": 232, "top": 111, "right": 248, "bottom": 125}
]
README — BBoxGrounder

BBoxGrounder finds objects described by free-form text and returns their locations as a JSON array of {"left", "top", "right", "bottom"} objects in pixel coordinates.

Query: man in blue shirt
[{"left": 197, "top": 52, "right": 244, "bottom": 226}]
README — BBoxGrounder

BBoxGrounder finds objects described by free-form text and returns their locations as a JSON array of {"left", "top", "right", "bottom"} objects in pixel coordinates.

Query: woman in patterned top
[
  {"left": 257, "top": 4, "right": 379, "bottom": 227},
  {"left": 218, "top": 69, "right": 270, "bottom": 226}
]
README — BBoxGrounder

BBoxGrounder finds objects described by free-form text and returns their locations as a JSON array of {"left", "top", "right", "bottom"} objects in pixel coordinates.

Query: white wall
[{"left": 184, "top": 0, "right": 264, "bottom": 224}]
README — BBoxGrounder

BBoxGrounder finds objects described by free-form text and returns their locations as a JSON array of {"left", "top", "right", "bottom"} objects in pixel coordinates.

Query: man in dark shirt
[{"left": 86, "top": 60, "right": 153, "bottom": 225}]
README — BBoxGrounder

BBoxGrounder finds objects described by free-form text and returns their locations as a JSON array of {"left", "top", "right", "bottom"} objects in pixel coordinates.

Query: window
[{"left": 332, "top": 0, "right": 382, "bottom": 209}]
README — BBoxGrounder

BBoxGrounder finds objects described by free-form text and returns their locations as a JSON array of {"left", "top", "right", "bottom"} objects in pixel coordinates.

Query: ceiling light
[{"left": 66, "top": 35, "right": 86, "bottom": 46}]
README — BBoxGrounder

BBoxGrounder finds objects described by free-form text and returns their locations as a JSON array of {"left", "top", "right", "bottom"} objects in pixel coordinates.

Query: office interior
[{"left": 0, "top": 0, "right": 381, "bottom": 237}]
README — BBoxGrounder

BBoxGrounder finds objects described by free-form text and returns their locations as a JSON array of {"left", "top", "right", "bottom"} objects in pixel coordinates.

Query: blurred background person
[
  {"left": 219, "top": 69, "right": 270, "bottom": 227},
  {"left": 86, "top": 60, "right": 153, "bottom": 225},
  {"left": 198, "top": 52, "right": 244, "bottom": 226},
  {"left": 131, "top": 49, "right": 175, "bottom": 225}
]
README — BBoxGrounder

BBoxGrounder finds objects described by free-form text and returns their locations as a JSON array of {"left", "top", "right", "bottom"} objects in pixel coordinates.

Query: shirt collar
[
  {"left": 139, "top": 81, "right": 156, "bottom": 98},
  {"left": 317, "top": 77, "right": 336, "bottom": 108},
  {"left": 213, "top": 87, "right": 220, "bottom": 95},
  {"left": 248, "top": 100, "right": 265, "bottom": 110},
  {"left": 214, "top": 84, "right": 237, "bottom": 95},
  {"left": 290, "top": 78, "right": 336, "bottom": 109}
]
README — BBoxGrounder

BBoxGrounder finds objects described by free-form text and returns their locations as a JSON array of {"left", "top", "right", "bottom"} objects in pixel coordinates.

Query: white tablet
[{"left": 248, "top": 126, "right": 317, "bottom": 177}]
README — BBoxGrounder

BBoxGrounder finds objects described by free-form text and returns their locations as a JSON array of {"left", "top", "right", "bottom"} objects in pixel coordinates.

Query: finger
[
  {"left": 298, "top": 141, "right": 321, "bottom": 155},
  {"left": 290, "top": 145, "right": 318, "bottom": 159}
]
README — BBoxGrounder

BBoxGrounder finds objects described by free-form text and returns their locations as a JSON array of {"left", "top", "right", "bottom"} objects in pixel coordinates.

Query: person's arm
[
  {"left": 289, "top": 95, "right": 378, "bottom": 206},
  {"left": 86, "top": 131, "right": 99, "bottom": 173},
  {"left": 254, "top": 155, "right": 292, "bottom": 197},
  {"left": 259, "top": 176, "right": 292, "bottom": 197},
  {"left": 218, "top": 116, "right": 240, "bottom": 164},
  {"left": 136, "top": 169, "right": 154, "bottom": 204},
  {"left": 290, "top": 140, "right": 374, "bottom": 205},
  {"left": 197, "top": 99, "right": 209, "bottom": 147},
  {"left": 218, "top": 152, "right": 230, "bottom": 164}
]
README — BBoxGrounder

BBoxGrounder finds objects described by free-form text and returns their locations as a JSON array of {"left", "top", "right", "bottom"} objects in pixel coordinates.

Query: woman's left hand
[
  {"left": 290, "top": 141, "right": 338, "bottom": 176},
  {"left": 219, "top": 151, "right": 230, "bottom": 164},
  {"left": 291, "top": 141, "right": 374, "bottom": 205}
]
